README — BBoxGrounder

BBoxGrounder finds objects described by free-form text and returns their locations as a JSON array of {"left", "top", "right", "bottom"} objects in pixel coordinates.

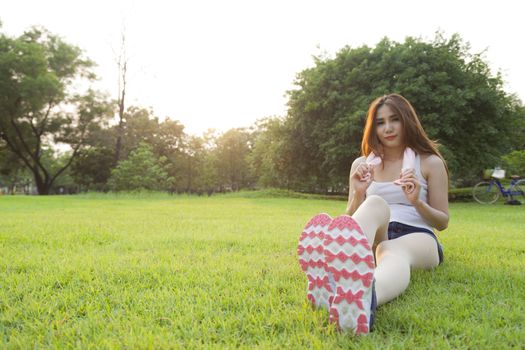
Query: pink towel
[
  {"left": 393, "top": 148, "right": 416, "bottom": 193},
  {"left": 362, "top": 152, "right": 381, "bottom": 182},
  {"left": 365, "top": 152, "right": 382, "bottom": 167},
  {"left": 366, "top": 148, "right": 416, "bottom": 193}
]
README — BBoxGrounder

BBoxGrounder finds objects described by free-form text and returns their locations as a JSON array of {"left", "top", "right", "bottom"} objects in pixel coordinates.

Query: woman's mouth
[{"left": 385, "top": 135, "right": 396, "bottom": 141}]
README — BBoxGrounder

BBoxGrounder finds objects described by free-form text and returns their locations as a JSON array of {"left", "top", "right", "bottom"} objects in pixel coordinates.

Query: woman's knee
[
  {"left": 403, "top": 233, "right": 440, "bottom": 269},
  {"left": 377, "top": 234, "right": 439, "bottom": 269},
  {"left": 363, "top": 195, "right": 389, "bottom": 212},
  {"left": 356, "top": 195, "right": 390, "bottom": 222},
  {"left": 375, "top": 239, "right": 403, "bottom": 262},
  {"left": 352, "top": 195, "right": 390, "bottom": 245}
]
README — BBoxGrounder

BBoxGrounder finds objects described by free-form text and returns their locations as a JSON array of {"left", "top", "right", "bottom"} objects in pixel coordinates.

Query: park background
[
  {"left": 1, "top": 2, "right": 525, "bottom": 348},
  {"left": 1, "top": 0, "right": 525, "bottom": 195}
]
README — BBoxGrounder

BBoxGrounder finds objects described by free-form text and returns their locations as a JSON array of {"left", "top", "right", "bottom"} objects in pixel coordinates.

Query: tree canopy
[
  {"left": 283, "top": 33, "right": 525, "bottom": 189},
  {"left": 0, "top": 27, "right": 112, "bottom": 194},
  {"left": 108, "top": 142, "right": 172, "bottom": 191}
]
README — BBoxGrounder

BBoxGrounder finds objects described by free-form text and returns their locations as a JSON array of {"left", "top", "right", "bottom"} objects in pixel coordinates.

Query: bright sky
[{"left": 2, "top": 0, "right": 524, "bottom": 135}]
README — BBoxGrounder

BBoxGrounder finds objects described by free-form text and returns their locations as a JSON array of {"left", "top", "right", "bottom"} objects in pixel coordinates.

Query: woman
[{"left": 297, "top": 94, "right": 449, "bottom": 335}]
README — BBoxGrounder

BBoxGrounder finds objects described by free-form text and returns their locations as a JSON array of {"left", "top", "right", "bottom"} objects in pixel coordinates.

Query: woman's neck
[{"left": 382, "top": 146, "right": 405, "bottom": 161}]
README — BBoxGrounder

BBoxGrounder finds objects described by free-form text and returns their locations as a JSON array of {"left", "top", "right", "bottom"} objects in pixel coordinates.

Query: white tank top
[{"left": 366, "top": 154, "right": 433, "bottom": 231}]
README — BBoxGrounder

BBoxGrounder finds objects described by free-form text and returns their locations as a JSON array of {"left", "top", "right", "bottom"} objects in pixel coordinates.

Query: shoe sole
[
  {"left": 324, "top": 215, "right": 375, "bottom": 335},
  {"left": 297, "top": 213, "right": 333, "bottom": 310}
]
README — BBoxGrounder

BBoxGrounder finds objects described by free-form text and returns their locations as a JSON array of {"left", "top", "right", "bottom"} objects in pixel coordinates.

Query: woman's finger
[
  {"left": 357, "top": 164, "right": 370, "bottom": 181},
  {"left": 400, "top": 168, "right": 415, "bottom": 178},
  {"left": 401, "top": 180, "right": 416, "bottom": 194}
]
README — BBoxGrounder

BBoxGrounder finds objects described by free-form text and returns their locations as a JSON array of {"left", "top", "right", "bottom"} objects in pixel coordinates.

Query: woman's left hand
[{"left": 397, "top": 169, "right": 420, "bottom": 205}]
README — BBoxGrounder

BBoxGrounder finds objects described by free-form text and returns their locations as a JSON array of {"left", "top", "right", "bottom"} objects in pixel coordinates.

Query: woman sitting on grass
[{"left": 297, "top": 93, "right": 449, "bottom": 335}]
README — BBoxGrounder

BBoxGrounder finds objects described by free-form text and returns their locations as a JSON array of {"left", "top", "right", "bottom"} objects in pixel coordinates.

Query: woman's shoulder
[
  {"left": 353, "top": 155, "right": 367, "bottom": 164},
  {"left": 420, "top": 153, "right": 445, "bottom": 166},
  {"left": 420, "top": 153, "right": 446, "bottom": 177},
  {"left": 349, "top": 156, "right": 367, "bottom": 173}
]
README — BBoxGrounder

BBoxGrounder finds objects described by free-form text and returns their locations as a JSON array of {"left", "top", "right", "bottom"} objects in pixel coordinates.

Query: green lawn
[{"left": 1, "top": 193, "right": 524, "bottom": 349}]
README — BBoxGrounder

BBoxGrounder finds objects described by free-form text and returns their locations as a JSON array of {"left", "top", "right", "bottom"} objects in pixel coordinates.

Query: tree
[
  {"left": 67, "top": 106, "right": 187, "bottom": 192},
  {"left": 0, "top": 144, "right": 32, "bottom": 194},
  {"left": 193, "top": 129, "right": 220, "bottom": 195},
  {"left": 199, "top": 152, "right": 219, "bottom": 195},
  {"left": 114, "top": 31, "right": 128, "bottom": 165},
  {"left": 155, "top": 118, "right": 185, "bottom": 158},
  {"left": 115, "top": 106, "right": 159, "bottom": 159},
  {"left": 285, "top": 33, "right": 525, "bottom": 189},
  {"left": 214, "top": 128, "right": 254, "bottom": 191},
  {"left": 108, "top": 142, "right": 172, "bottom": 191},
  {"left": 0, "top": 27, "right": 113, "bottom": 194},
  {"left": 166, "top": 131, "right": 219, "bottom": 194},
  {"left": 179, "top": 135, "right": 205, "bottom": 193},
  {"left": 249, "top": 117, "right": 295, "bottom": 189},
  {"left": 502, "top": 149, "right": 525, "bottom": 176},
  {"left": 70, "top": 147, "right": 114, "bottom": 191}
]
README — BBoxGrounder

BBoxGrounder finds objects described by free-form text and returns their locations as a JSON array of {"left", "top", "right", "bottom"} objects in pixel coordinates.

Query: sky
[{"left": 2, "top": 0, "right": 524, "bottom": 135}]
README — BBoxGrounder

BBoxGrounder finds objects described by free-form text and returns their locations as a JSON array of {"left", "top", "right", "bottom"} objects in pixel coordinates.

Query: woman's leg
[
  {"left": 351, "top": 195, "right": 390, "bottom": 247},
  {"left": 374, "top": 233, "right": 440, "bottom": 305},
  {"left": 349, "top": 195, "right": 440, "bottom": 306}
]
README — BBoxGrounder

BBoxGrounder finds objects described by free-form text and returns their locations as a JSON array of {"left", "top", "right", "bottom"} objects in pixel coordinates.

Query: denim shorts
[{"left": 387, "top": 221, "right": 444, "bottom": 265}]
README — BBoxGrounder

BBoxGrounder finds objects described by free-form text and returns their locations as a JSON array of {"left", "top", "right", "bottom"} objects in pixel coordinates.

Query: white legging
[{"left": 352, "top": 195, "right": 440, "bottom": 306}]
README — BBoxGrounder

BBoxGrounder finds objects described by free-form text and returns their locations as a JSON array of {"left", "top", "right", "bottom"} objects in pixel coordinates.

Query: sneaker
[
  {"left": 297, "top": 213, "right": 333, "bottom": 310},
  {"left": 324, "top": 215, "right": 375, "bottom": 335}
]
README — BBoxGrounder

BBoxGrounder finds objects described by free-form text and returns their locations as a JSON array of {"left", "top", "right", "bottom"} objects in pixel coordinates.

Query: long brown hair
[{"left": 361, "top": 94, "right": 448, "bottom": 173}]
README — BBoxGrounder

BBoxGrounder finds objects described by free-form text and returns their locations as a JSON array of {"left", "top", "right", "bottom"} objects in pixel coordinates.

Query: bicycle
[{"left": 472, "top": 168, "right": 525, "bottom": 204}]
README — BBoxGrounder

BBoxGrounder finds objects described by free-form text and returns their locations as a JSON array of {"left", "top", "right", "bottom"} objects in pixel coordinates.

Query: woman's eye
[{"left": 377, "top": 121, "right": 384, "bottom": 125}]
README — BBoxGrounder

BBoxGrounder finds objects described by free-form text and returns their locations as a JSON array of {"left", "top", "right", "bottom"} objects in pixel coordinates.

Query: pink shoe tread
[
  {"left": 324, "top": 215, "right": 375, "bottom": 335},
  {"left": 297, "top": 213, "right": 333, "bottom": 310}
]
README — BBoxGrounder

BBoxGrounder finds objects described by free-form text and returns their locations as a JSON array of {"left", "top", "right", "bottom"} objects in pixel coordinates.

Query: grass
[{"left": 0, "top": 193, "right": 524, "bottom": 349}]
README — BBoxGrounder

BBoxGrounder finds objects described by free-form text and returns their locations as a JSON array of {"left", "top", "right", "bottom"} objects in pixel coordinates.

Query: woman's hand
[
  {"left": 350, "top": 163, "right": 374, "bottom": 196},
  {"left": 397, "top": 168, "right": 420, "bottom": 205}
]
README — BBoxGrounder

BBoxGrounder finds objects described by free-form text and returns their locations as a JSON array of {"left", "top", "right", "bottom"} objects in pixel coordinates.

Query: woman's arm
[
  {"left": 345, "top": 156, "right": 370, "bottom": 215},
  {"left": 414, "top": 155, "right": 449, "bottom": 231}
]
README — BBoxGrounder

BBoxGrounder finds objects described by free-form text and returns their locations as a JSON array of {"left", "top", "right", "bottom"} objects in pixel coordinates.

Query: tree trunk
[
  {"left": 114, "top": 34, "right": 127, "bottom": 166},
  {"left": 34, "top": 178, "right": 50, "bottom": 195},
  {"left": 115, "top": 125, "right": 123, "bottom": 165},
  {"left": 114, "top": 81, "right": 125, "bottom": 165},
  {"left": 32, "top": 168, "right": 51, "bottom": 195},
  {"left": 36, "top": 184, "right": 50, "bottom": 195}
]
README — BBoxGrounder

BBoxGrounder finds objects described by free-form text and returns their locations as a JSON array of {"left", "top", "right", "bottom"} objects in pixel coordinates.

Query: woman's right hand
[
  {"left": 346, "top": 158, "right": 373, "bottom": 215},
  {"left": 350, "top": 162, "right": 374, "bottom": 196}
]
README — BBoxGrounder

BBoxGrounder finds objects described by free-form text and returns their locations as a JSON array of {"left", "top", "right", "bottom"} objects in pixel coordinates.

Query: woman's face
[{"left": 375, "top": 104, "right": 404, "bottom": 149}]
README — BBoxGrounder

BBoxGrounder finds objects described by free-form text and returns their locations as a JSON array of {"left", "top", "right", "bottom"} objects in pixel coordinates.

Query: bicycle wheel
[
  {"left": 472, "top": 181, "right": 500, "bottom": 204},
  {"left": 510, "top": 179, "right": 525, "bottom": 204}
]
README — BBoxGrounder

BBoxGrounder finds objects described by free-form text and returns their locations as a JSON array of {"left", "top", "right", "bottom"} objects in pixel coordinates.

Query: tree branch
[
  {"left": 49, "top": 131, "right": 85, "bottom": 185},
  {"left": 9, "top": 111, "right": 50, "bottom": 183},
  {"left": 38, "top": 101, "right": 54, "bottom": 137},
  {"left": 0, "top": 129, "right": 36, "bottom": 173},
  {"left": 9, "top": 113, "right": 38, "bottom": 163}
]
